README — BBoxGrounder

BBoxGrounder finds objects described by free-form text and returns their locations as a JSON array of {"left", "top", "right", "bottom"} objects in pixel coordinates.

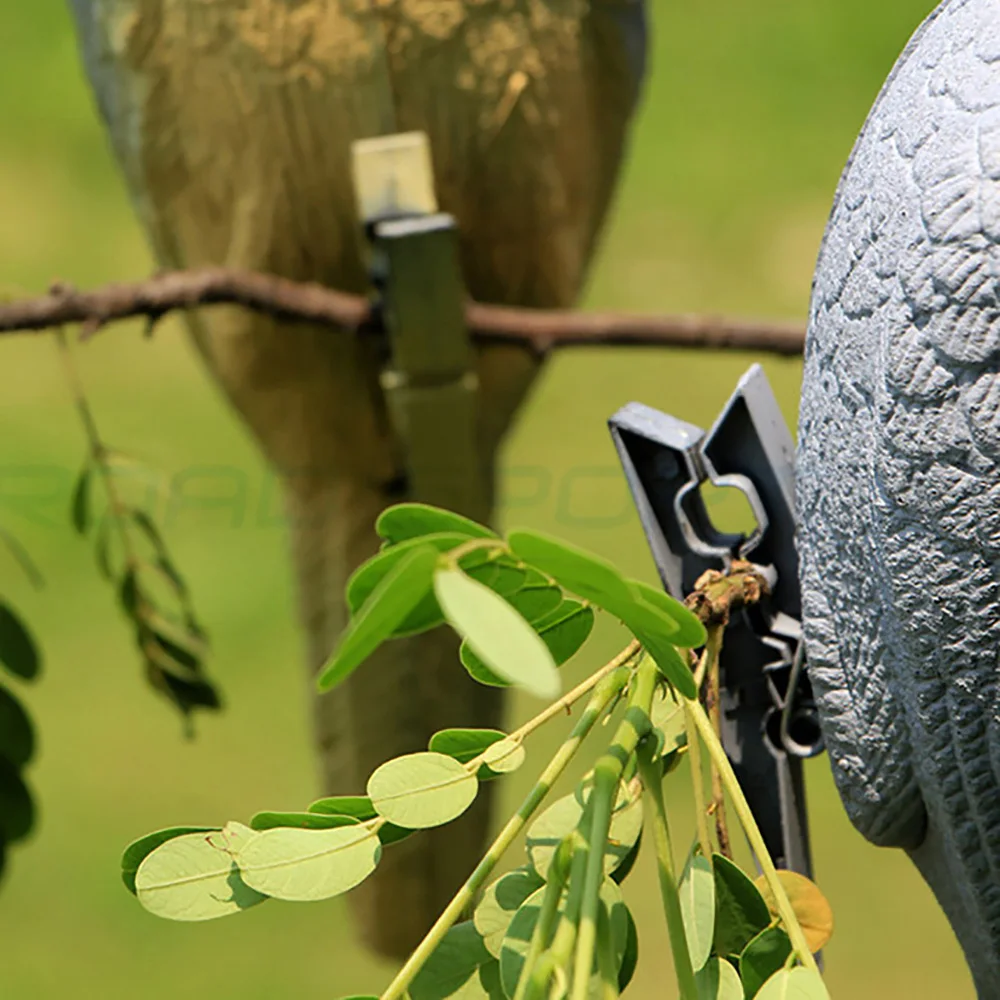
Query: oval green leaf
[
  {"left": 474, "top": 867, "right": 545, "bottom": 958},
  {"left": 346, "top": 532, "right": 469, "bottom": 613},
  {"left": 409, "top": 920, "right": 493, "bottom": 1000},
  {"left": 368, "top": 751, "right": 479, "bottom": 829},
  {"left": 121, "top": 825, "right": 215, "bottom": 895},
  {"left": 740, "top": 926, "right": 792, "bottom": 999},
  {"left": 435, "top": 568, "right": 560, "bottom": 700},
  {"left": 135, "top": 830, "right": 267, "bottom": 920},
  {"left": 308, "top": 795, "right": 377, "bottom": 819},
  {"left": 650, "top": 681, "right": 687, "bottom": 761},
  {"left": 0, "top": 603, "right": 40, "bottom": 681},
  {"left": 249, "top": 811, "right": 361, "bottom": 832},
  {"left": 0, "top": 684, "right": 34, "bottom": 768},
  {"left": 535, "top": 600, "right": 595, "bottom": 666},
  {"left": 376, "top": 503, "right": 497, "bottom": 545},
  {"left": 628, "top": 579, "right": 707, "bottom": 648},
  {"left": 618, "top": 903, "right": 640, "bottom": 992},
  {"left": 680, "top": 853, "right": 716, "bottom": 972},
  {"left": 507, "top": 529, "right": 634, "bottom": 609},
  {"left": 234, "top": 825, "right": 381, "bottom": 901},
  {"left": 0, "top": 759, "right": 33, "bottom": 843},
  {"left": 712, "top": 853, "right": 771, "bottom": 957},
  {"left": 481, "top": 737, "right": 525, "bottom": 775},
  {"left": 505, "top": 581, "right": 563, "bottom": 624},
  {"left": 429, "top": 728, "right": 507, "bottom": 765},
  {"left": 460, "top": 642, "right": 511, "bottom": 689},
  {"left": 319, "top": 545, "right": 439, "bottom": 691},
  {"left": 307, "top": 795, "right": 414, "bottom": 845},
  {"left": 755, "top": 967, "right": 830, "bottom": 1000},
  {"left": 71, "top": 463, "right": 91, "bottom": 535},
  {"left": 525, "top": 789, "right": 642, "bottom": 880},
  {"left": 695, "top": 956, "right": 743, "bottom": 1000},
  {"left": 463, "top": 556, "right": 526, "bottom": 598}
]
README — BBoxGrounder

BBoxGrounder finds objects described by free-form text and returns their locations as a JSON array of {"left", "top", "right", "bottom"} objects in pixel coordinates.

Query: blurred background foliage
[{"left": 0, "top": 1, "right": 970, "bottom": 997}]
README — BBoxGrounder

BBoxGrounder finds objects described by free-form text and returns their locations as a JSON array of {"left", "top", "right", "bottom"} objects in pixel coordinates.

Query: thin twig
[{"left": 0, "top": 269, "right": 807, "bottom": 356}]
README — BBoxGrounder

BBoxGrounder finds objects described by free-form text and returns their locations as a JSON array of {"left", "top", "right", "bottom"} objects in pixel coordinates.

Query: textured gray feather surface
[{"left": 797, "top": 0, "right": 1000, "bottom": 992}]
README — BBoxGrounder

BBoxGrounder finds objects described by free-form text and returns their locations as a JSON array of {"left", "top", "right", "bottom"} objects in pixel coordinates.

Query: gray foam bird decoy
[{"left": 797, "top": 0, "right": 1000, "bottom": 992}]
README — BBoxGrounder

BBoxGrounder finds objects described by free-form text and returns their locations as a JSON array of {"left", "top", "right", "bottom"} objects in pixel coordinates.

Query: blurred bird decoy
[
  {"left": 797, "top": 0, "right": 1000, "bottom": 993},
  {"left": 67, "top": 0, "right": 647, "bottom": 958}
]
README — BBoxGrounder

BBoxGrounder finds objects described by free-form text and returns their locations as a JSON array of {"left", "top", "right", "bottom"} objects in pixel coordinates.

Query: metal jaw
[{"left": 608, "top": 364, "right": 823, "bottom": 878}]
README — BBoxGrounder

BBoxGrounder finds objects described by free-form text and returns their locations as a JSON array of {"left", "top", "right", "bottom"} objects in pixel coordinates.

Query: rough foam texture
[{"left": 797, "top": 1, "right": 1000, "bottom": 992}]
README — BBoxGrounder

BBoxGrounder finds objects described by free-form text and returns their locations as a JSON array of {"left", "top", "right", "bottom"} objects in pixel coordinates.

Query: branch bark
[{"left": 0, "top": 268, "right": 806, "bottom": 356}]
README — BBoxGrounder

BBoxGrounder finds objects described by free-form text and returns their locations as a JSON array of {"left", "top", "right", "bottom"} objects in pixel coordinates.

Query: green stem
[
  {"left": 636, "top": 742, "right": 698, "bottom": 1000},
  {"left": 539, "top": 826, "right": 592, "bottom": 994},
  {"left": 686, "top": 699, "right": 819, "bottom": 973},
  {"left": 684, "top": 703, "right": 713, "bottom": 862},
  {"left": 569, "top": 659, "right": 658, "bottom": 1000},
  {"left": 595, "top": 902, "right": 620, "bottom": 1000},
  {"left": 515, "top": 848, "right": 572, "bottom": 1000},
  {"left": 378, "top": 665, "right": 631, "bottom": 1000}
]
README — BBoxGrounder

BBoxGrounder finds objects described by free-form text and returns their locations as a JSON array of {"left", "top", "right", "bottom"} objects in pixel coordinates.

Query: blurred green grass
[{"left": 0, "top": 2, "right": 970, "bottom": 998}]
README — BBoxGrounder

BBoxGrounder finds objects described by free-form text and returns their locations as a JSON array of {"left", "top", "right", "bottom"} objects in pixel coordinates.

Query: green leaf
[
  {"left": 0, "top": 526, "right": 44, "bottom": 589},
  {"left": 409, "top": 920, "right": 493, "bottom": 1000},
  {"left": 376, "top": 503, "right": 497, "bottom": 545},
  {"left": 71, "top": 462, "right": 91, "bottom": 535},
  {"left": 429, "top": 728, "right": 507, "bottom": 765},
  {"left": 429, "top": 729, "right": 524, "bottom": 779},
  {"left": 476, "top": 960, "right": 506, "bottom": 1000},
  {"left": 319, "top": 545, "right": 439, "bottom": 691},
  {"left": 0, "top": 684, "right": 34, "bottom": 768},
  {"left": 435, "top": 568, "right": 560, "bottom": 700},
  {"left": 535, "top": 600, "right": 595, "bottom": 666},
  {"left": 121, "top": 826, "right": 215, "bottom": 895},
  {"left": 712, "top": 854, "right": 771, "bottom": 957},
  {"left": 135, "top": 827, "right": 267, "bottom": 920},
  {"left": 249, "top": 811, "right": 361, "bottom": 832},
  {"left": 499, "top": 880, "right": 628, "bottom": 999},
  {"left": 680, "top": 852, "right": 716, "bottom": 972},
  {"left": 0, "top": 603, "right": 40, "bottom": 681},
  {"left": 368, "top": 751, "right": 479, "bottom": 829},
  {"left": 497, "top": 885, "right": 547, "bottom": 997},
  {"left": 481, "top": 737, "right": 525, "bottom": 776},
  {"left": 649, "top": 680, "right": 687, "bottom": 761},
  {"left": 740, "top": 926, "right": 793, "bottom": 999},
  {"left": 525, "top": 788, "right": 642, "bottom": 880},
  {"left": 507, "top": 529, "right": 634, "bottom": 609},
  {"left": 234, "top": 825, "right": 381, "bottom": 902},
  {"left": 347, "top": 533, "right": 468, "bottom": 613},
  {"left": 308, "top": 796, "right": 377, "bottom": 819},
  {"left": 628, "top": 579, "right": 707, "bottom": 648},
  {"left": 0, "top": 758, "right": 33, "bottom": 843},
  {"left": 474, "top": 867, "right": 545, "bottom": 958},
  {"left": 459, "top": 642, "right": 510, "bottom": 688},
  {"left": 462, "top": 555, "right": 527, "bottom": 597},
  {"left": 505, "top": 580, "right": 563, "bottom": 624},
  {"left": 754, "top": 967, "right": 830, "bottom": 1000},
  {"left": 613, "top": 603, "right": 696, "bottom": 699},
  {"left": 618, "top": 903, "right": 640, "bottom": 992},
  {"left": 695, "top": 956, "right": 744, "bottom": 1000}
]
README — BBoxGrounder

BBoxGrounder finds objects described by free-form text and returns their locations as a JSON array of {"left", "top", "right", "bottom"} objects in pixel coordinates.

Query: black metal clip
[{"left": 608, "top": 363, "right": 823, "bottom": 877}]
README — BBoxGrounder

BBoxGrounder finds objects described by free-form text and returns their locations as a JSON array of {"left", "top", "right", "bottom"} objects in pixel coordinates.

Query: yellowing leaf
[{"left": 754, "top": 870, "right": 834, "bottom": 952}]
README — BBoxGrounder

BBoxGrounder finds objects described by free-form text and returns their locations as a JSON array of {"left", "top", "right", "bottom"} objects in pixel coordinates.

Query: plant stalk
[
  {"left": 686, "top": 699, "right": 819, "bottom": 973},
  {"left": 378, "top": 665, "right": 631, "bottom": 1000},
  {"left": 636, "top": 742, "right": 698, "bottom": 1000},
  {"left": 569, "top": 658, "right": 658, "bottom": 1000}
]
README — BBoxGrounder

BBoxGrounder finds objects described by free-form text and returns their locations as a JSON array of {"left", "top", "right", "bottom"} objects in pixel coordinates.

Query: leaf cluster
[
  {"left": 71, "top": 452, "right": 220, "bottom": 723},
  {"left": 0, "top": 526, "right": 43, "bottom": 887}
]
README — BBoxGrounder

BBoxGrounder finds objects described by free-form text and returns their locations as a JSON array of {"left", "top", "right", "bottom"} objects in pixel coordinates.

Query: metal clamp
[{"left": 609, "top": 364, "right": 823, "bottom": 878}]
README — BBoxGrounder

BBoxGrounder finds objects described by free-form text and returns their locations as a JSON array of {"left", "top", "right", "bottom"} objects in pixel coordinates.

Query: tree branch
[{"left": 0, "top": 268, "right": 805, "bottom": 356}]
